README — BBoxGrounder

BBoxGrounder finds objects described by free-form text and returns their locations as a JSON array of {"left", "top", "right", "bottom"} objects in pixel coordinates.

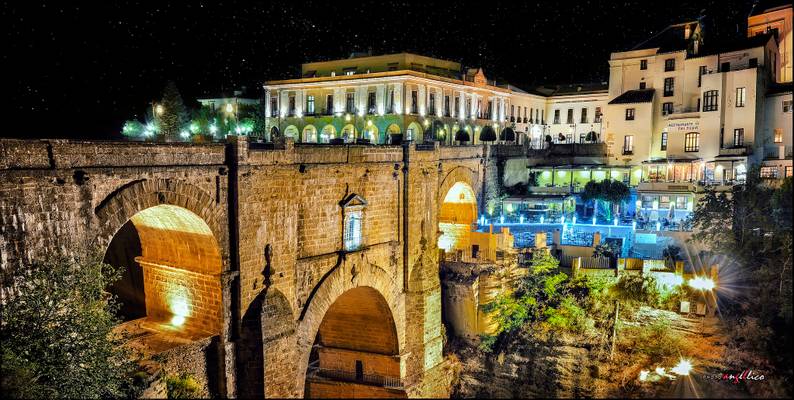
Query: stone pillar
[
  {"left": 418, "top": 84, "right": 427, "bottom": 116},
  {"left": 592, "top": 231, "right": 602, "bottom": 247},
  {"left": 435, "top": 87, "right": 443, "bottom": 117},
  {"left": 376, "top": 84, "right": 386, "bottom": 115},
  {"left": 296, "top": 90, "right": 305, "bottom": 117},
  {"left": 571, "top": 257, "right": 581, "bottom": 277},
  {"left": 333, "top": 88, "right": 344, "bottom": 114},
  {"left": 469, "top": 94, "right": 477, "bottom": 119},
  {"left": 458, "top": 91, "right": 466, "bottom": 120},
  {"left": 279, "top": 91, "right": 288, "bottom": 117},
  {"left": 534, "top": 232, "right": 547, "bottom": 249},
  {"left": 552, "top": 229, "right": 561, "bottom": 247},
  {"left": 393, "top": 83, "right": 403, "bottom": 115},
  {"left": 264, "top": 89, "right": 271, "bottom": 118}
]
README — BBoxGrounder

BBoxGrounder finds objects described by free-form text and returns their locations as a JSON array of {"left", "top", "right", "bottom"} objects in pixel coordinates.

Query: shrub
[
  {"left": 166, "top": 373, "right": 201, "bottom": 399},
  {"left": 0, "top": 255, "right": 140, "bottom": 398}
]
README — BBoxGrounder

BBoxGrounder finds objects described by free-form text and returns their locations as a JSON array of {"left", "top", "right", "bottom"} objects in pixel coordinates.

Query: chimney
[{"left": 685, "top": 24, "right": 692, "bottom": 40}]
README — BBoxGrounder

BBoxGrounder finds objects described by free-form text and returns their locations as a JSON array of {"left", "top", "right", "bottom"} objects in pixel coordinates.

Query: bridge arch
[
  {"left": 296, "top": 256, "right": 404, "bottom": 398},
  {"left": 238, "top": 288, "right": 296, "bottom": 398},
  {"left": 437, "top": 167, "right": 480, "bottom": 255},
  {"left": 98, "top": 179, "right": 225, "bottom": 335}
]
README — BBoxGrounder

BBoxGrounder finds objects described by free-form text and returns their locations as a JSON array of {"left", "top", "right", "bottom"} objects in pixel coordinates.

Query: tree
[
  {"left": 690, "top": 171, "right": 793, "bottom": 381},
  {"left": 580, "top": 179, "right": 630, "bottom": 221},
  {"left": 158, "top": 81, "right": 188, "bottom": 140},
  {"left": 0, "top": 255, "right": 140, "bottom": 398}
]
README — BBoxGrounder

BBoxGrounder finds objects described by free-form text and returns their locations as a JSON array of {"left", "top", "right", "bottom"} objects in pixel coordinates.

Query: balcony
[
  {"left": 719, "top": 146, "right": 751, "bottom": 157},
  {"left": 663, "top": 106, "right": 699, "bottom": 118},
  {"left": 307, "top": 364, "right": 404, "bottom": 390}
]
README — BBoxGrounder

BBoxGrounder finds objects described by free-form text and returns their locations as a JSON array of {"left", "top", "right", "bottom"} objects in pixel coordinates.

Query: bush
[
  {"left": 166, "top": 373, "right": 201, "bottom": 399},
  {"left": 0, "top": 255, "right": 140, "bottom": 398},
  {"left": 611, "top": 274, "right": 660, "bottom": 308},
  {"left": 543, "top": 295, "right": 590, "bottom": 333}
]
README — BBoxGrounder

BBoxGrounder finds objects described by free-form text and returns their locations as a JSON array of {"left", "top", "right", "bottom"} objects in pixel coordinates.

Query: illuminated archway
[
  {"left": 103, "top": 204, "right": 222, "bottom": 334},
  {"left": 341, "top": 124, "right": 357, "bottom": 141},
  {"left": 284, "top": 125, "right": 300, "bottom": 139},
  {"left": 303, "top": 286, "right": 402, "bottom": 398},
  {"left": 438, "top": 181, "right": 478, "bottom": 253},
  {"left": 303, "top": 124, "right": 318, "bottom": 143},
  {"left": 363, "top": 123, "right": 379, "bottom": 143},
  {"left": 406, "top": 122, "right": 423, "bottom": 142},
  {"left": 386, "top": 123, "right": 401, "bottom": 135},
  {"left": 320, "top": 124, "right": 337, "bottom": 143}
]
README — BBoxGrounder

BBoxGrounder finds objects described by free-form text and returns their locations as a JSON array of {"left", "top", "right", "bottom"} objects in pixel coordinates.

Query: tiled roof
[
  {"left": 608, "top": 89, "right": 655, "bottom": 104},
  {"left": 631, "top": 21, "right": 699, "bottom": 53}
]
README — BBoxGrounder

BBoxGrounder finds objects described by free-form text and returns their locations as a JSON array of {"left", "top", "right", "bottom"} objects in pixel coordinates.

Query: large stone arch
[
  {"left": 96, "top": 178, "right": 226, "bottom": 333},
  {"left": 238, "top": 287, "right": 296, "bottom": 398},
  {"left": 437, "top": 166, "right": 481, "bottom": 255},
  {"left": 95, "top": 178, "right": 225, "bottom": 254},
  {"left": 438, "top": 166, "right": 480, "bottom": 211},
  {"left": 295, "top": 253, "right": 404, "bottom": 397}
]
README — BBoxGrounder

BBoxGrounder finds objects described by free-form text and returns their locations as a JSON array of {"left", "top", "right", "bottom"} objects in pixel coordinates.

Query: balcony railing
[{"left": 307, "top": 365, "right": 404, "bottom": 389}]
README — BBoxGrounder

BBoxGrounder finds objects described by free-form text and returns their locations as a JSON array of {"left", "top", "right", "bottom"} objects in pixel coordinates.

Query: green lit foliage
[
  {"left": 122, "top": 120, "right": 144, "bottom": 138},
  {"left": 165, "top": 373, "right": 201, "bottom": 399},
  {"left": 158, "top": 81, "right": 189, "bottom": 139},
  {"left": 0, "top": 255, "right": 141, "bottom": 398},
  {"left": 593, "top": 242, "right": 620, "bottom": 259},
  {"left": 580, "top": 179, "right": 630, "bottom": 221},
  {"left": 482, "top": 250, "right": 595, "bottom": 344},
  {"left": 610, "top": 274, "right": 660, "bottom": 310}
]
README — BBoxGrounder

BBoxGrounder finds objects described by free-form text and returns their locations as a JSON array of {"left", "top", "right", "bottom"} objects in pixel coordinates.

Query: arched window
[
  {"left": 685, "top": 132, "right": 700, "bottom": 152},
  {"left": 341, "top": 194, "right": 367, "bottom": 251}
]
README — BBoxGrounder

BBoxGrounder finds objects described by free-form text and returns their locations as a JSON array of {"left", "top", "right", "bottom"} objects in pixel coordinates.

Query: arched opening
[
  {"left": 303, "top": 125, "right": 318, "bottom": 143},
  {"left": 320, "top": 124, "right": 337, "bottom": 143},
  {"left": 406, "top": 122, "right": 423, "bottom": 142},
  {"left": 438, "top": 182, "right": 478, "bottom": 255},
  {"left": 363, "top": 123, "right": 379, "bottom": 143},
  {"left": 341, "top": 124, "right": 357, "bottom": 142},
  {"left": 103, "top": 204, "right": 222, "bottom": 338},
  {"left": 284, "top": 125, "right": 300, "bottom": 140},
  {"left": 386, "top": 123, "right": 401, "bottom": 135},
  {"left": 304, "top": 287, "right": 403, "bottom": 398}
]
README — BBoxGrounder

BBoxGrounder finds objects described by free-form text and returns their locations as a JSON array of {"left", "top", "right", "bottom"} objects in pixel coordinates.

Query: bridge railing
[{"left": 306, "top": 364, "right": 404, "bottom": 389}]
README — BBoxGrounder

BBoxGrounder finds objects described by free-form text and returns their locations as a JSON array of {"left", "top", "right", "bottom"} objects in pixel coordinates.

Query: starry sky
[{"left": 4, "top": 0, "right": 757, "bottom": 139}]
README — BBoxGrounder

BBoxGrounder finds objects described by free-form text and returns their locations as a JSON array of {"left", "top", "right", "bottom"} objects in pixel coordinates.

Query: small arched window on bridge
[{"left": 341, "top": 194, "right": 367, "bottom": 251}]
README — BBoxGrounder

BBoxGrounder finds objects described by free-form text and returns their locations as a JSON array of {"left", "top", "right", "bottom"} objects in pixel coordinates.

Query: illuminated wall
[
  {"left": 437, "top": 182, "right": 478, "bottom": 253},
  {"left": 118, "top": 205, "right": 223, "bottom": 334}
]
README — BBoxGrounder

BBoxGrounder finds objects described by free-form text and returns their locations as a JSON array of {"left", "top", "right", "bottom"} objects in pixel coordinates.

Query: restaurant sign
[{"left": 666, "top": 119, "right": 699, "bottom": 133}]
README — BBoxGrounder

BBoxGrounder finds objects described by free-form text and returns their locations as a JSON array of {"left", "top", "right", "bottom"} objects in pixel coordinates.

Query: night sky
[{"left": 4, "top": 0, "right": 757, "bottom": 139}]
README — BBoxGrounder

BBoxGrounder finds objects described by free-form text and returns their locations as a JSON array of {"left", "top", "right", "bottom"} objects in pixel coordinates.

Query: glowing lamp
[
  {"left": 639, "top": 370, "right": 649, "bottom": 381},
  {"left": 367, "top": 120, "right": 372, "bottom": 126},
  {"left": 540, "top": 215, "right": 544, "bottom": 224},
  {"left": 561, "top": 216, "right": 565, "bottom": 224},
  {"left": 155, "top": 104, "right": 164, "bottom": 115},
  {"left": 345, "top": 114, "right": 351, "bottom": 122},
  {"left": 614, "top": 217, "right": 618, "bottom": 226},
  {"left": 672, "top": 359, "right": 693, "bottom": 376},
  {"left": 180, "top": 130, "right": 190, "bottom": 139},
  {"left": 592, "top": 216, "right": 596, "bottom": 225},
  {"left": 209, "top": 125, "right": 218, "bottom": 134},
  {"left": 688, "top": 276, "right": 715, "bottom": 291},
  {"left": 500, "top": 215, "right": 504, "bottom": 224},
  {"left": 572, "top": 216, "right": 577, "bottom": 225},
  {"left": 656, "top": 221, "right": 661, "bottom": 231},
  {"left": 632, "top": 220, "right": 637, "bottom": 230},
  {"left": 519, "top": 215, "right": 524, "bottom": 224},
  {"left": 225, "top": 103, "right": 234, "bottom": 113}
]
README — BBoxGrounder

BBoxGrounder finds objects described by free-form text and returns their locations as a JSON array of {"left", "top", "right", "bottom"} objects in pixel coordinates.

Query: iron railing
[{"left": 307, "top": 365, "right": 404, "bottom": 389}]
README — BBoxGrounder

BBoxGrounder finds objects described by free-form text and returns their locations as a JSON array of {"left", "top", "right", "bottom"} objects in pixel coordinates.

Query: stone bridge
[{"left": 0, "top": 137, "right": 493, "bottom": 398}]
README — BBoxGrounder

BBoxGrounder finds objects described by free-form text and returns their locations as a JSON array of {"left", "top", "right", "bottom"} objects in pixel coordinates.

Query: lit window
[
  {"left": 662, "top": 102, "right": 673, "bottom": 115},
  {"left": 760, "top": 166, "right": 779, "bottom": 178},
  {"left": 345, "top": 71, "right": 355, "bottom": 76},
  {"left": 774, "top": 128, "right": 783, "bottom": 143},
  {"left": 344, "top": 211, "right": 362, "bottom": 251},
  {"left": 733, "top": 128, "right": 744, "bottom": 147},
  {"left": 783, "top": 100, "right": 793, "bottom": 113},
  {"left": 661, "top": 132, "right": 668, "bottom": 150},
  {"left": 625, "top": 108, "right": 635, "bottom": 120},
  {"left": 623, "top": 135, "right": 634, "bottom": 154},
  {"left": 736, "top": 87, "right": 746, "bottom": 107},
  {"left": 703, "top": 90, "right": 719, "bottom": 112},
  {"left": 664, "top": 77, "right": 674, "bottom": 96},
  {"left": 685, "top": 132, "right": 700, "bottom": 152},
  {"left": 341, "top": 194, "right": 367, "bottom": 252},
  {"left": 306, "top": 95, "right": 315, "bottom": 114},
  {"left": 554, "top": 109, "right": 561, "bottom": 124},
  {"left": 665, "top": 58, "right": 675, "bottom": 72}
]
